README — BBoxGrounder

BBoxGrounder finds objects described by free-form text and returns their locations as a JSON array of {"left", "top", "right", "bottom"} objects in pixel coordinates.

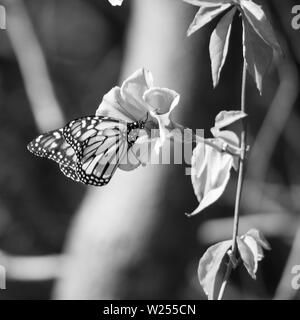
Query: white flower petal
[
  {"left": 143, "top": 88, "right": 180, "bottom": 151},
  {"left": 108, "top": 0, "right": 124, "bottom": 6},
  {"left": 120, "top": 68, "right": 154, "bottom": 121},
  {"left": 143, "top": 87, "right": 180, "bottom": 115},
  {"left": 96, "top": 87, "right": 133, "bottom": 122}
]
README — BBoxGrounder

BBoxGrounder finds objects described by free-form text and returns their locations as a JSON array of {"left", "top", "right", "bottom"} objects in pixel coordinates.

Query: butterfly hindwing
[
  {"left": 59, "top": 164, "right": 80, "bottom": 182},
  {"left": 27, "top": 128, "right": 79, "bottom": 181}
]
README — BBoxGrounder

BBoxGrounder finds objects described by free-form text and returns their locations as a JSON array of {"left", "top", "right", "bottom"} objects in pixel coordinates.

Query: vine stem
[{"left": 217, "top": 59, "right": 247, "bottom": 300}]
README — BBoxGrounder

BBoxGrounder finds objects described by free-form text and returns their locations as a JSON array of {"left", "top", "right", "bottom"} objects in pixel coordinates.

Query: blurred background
[{"left": 0, "top": 0, "right": 299, "bottom": 300}]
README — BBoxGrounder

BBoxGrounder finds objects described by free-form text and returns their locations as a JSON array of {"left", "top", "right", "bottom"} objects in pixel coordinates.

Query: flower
[
  {"left": 108, "top": 0, "right": 124, "bottom": 6},
  {"left": 96, "top": 68, "right": 182, "bottom": 170},
  {"left": 183, "top": 0, "right": 282, "bottom": 93}
]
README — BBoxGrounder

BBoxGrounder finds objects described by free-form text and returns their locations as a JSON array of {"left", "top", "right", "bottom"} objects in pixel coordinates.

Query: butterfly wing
[
  {"left": 27, "top": 129, "right": 80, "bottom": 182},
  {"left": 63, "top": 116, "right": 126, "bottom": 151},
  {"left": 59, "top": 164, "right": 80, "bottom": 182},
  {"left": 63, "top": 116, "right": 128, "bottom": 186},
  {"left": 28, "top": 116, "right": 142, "bottom": 186}
]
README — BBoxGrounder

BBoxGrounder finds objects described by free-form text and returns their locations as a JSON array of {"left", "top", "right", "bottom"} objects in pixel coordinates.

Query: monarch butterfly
[{"left": 27, "top": 115, "right": 146, "bottom": 186}]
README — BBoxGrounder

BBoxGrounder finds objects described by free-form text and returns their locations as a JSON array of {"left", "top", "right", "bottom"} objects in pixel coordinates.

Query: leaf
[
  {"left": 188, "top": 140, "right": 234, "bottom": 216},
  {"left": 108, "top": 0, "right": 123, "bottom": 6},
  {"left": 239, "top": 229, "right": 270, "bottom": 277},
  {"left": 211, "top": 128, "right": 240, "bottom": 148},
  {"left": 187, "top": 3, "right": 232, "bottom": 36},
  {"left": 184, "top": 0, "right": 228, "bottom": 7},
  {"left": 237, "top": 237, "right": 256, "bottom": 280},
  {"left": 240, "top": 0, "right": 282, "bottom": 56},
  {"left": 209, "top": 7, "right": 236, "bottom": 87},
  {"left": 211, "top": 110, "right": 246, "bottom": 147},
  {"left": 209, "top": 110, "right": 245, "bottom": 170},
  {"left": 214, "top": 110, "right": 247, "bottom": 129},
  {"left": 245, "top": 229, "right": 271, "bottom": 251},
  {"left": 241, "top": 235, "right": 262, "bottom": 274},
  {"left": 198, "top": 240, "right": 232, "bottom": 300},
  {"left": 242, "top": 19, "right": 273, "bottom": 94}
]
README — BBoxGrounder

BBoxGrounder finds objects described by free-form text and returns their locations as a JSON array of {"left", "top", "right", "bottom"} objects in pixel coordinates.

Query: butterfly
[{"left": 27, "top": 116, "right": 146, "bottom": 186}]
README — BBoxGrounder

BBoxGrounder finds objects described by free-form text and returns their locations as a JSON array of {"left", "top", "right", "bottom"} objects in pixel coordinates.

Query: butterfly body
[{"left": 27, "top": 116, "right": 146, "bottom": 186}]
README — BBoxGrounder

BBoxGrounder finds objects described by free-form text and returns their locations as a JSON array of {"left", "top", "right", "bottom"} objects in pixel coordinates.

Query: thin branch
[
  {"left": 218, "top": 60, "right": 247, "bottom": 300},
  {"left": 232, "top": 60, "right": 247, "bottom": 254},
  {"left": 0, "top": 250, "right": 62, "bottom": 281},
  {"left": 4, "top": 0, "right": 65, "bottom": 132}
]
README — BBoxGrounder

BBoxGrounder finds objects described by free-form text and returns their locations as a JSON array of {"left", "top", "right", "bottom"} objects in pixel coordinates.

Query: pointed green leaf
[
  {"left": 211, "top": 110, "right": 245, "bottom": 169},
  {"left": 237, "top": 237, "right": 256, "bottom": 280},
  {"left": 211, "top": 128, "right": 239, "bottom": 146},
  {"left": 210, "top": 7, "right": 236, "bottom": 87},
  {"left": 241, "top": 235, "right": 262, "bottom": 274},
  {"left": 188, "top": 141, "right": 234, "bottom": 216},
  {"left": 245, "top": 229, "right": 271, "bottom": 251},
  {"left": 242, "top": 19, "right": 273, "bottom": 94},
  {"left": 214, "top": 110, "right": 247, "bottom": 129},
  {"left": 184, "top": 0, "right": 225, "bottom": 6},
  {"left": 240, "top": 229, "right": 271, "bottom": 277},
  {"left": 187, "top": 3, "right": 232, "bottom": 36},
  {"left": 241, "top": 0, "right": 282, "bottom": 56},
  {"left": 198, "top": 240, "right": 232, "bottom": 300}
]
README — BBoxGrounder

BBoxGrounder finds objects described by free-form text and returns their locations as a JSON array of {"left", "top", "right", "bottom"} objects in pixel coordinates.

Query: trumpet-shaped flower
[{"left": 96, "top": 68, "right": 182, "bottom": 169}]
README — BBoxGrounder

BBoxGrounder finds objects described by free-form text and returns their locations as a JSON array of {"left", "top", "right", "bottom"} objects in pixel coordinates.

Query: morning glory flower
[{"left": 96, "top": 68, "right": 183, "bottom": 169}]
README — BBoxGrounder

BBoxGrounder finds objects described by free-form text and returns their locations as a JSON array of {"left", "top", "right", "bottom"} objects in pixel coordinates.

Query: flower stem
[{"left": 217, "top": 60, "right": 247, "bottom": 300}]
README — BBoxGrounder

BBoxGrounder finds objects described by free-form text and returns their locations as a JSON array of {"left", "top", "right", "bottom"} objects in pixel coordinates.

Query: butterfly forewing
[
  {"left": 62, "top": 116, "right": 127, "bottom": 157},
  {"left": 62, "top": 116, "right": 129, "bottom": 186}
]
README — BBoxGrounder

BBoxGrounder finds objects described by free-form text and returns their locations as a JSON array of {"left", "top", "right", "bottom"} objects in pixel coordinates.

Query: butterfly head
[{"left": 127, "top": 114, "right": 148, "bottom": 144}]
